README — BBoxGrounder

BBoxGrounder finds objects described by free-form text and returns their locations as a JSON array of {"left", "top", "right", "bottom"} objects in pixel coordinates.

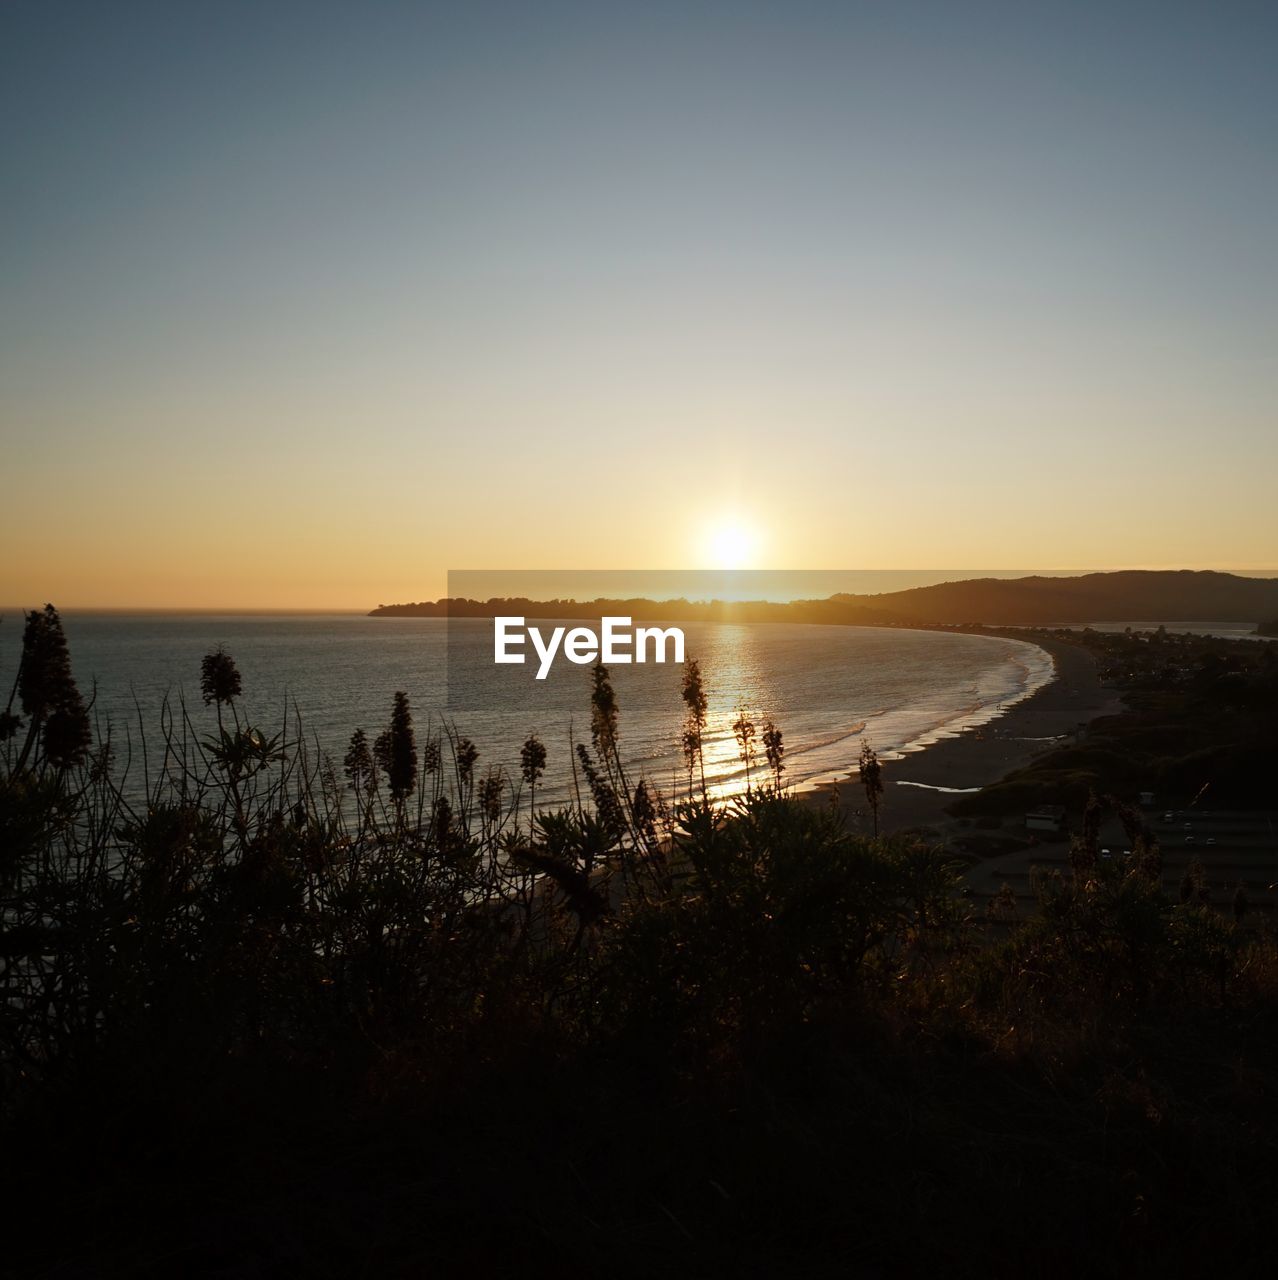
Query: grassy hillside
[{"left": 4, "top": 609, "right": 1278, "bottom": 1276}]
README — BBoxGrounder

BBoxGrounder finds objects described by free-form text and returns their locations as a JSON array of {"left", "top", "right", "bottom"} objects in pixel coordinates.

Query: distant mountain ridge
[
  {"left": 371, "top": 570, "right": 1278, "bottom": 628},
  {"left": 368, "top": 596, "right": 899, "bottom": 626},
  {"left": 832, "top": 570, "right": 1278, "bottom": 626}
]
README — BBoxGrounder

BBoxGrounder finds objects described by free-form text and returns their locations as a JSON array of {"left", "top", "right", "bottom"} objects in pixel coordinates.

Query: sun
[{"left": 704, "top": 521, "right": 758, "bottom": 570}]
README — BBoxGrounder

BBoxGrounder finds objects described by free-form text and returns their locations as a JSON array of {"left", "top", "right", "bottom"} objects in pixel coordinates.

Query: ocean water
[{"left": 0, "top": 613, "right": 1053, "bottom": 805}]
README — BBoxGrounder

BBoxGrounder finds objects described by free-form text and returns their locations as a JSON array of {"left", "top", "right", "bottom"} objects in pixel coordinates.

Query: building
[{"left": 1025, "top": 805, "right": 1066, "bottom": 833}]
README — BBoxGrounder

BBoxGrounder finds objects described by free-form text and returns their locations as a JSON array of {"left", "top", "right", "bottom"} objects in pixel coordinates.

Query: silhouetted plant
[
  {"left": 680, "top": 658, "right": 708, "bottom": 796},
  {"left": 631, "top": 778, "right": 657, "bottom": 840},
  {"left": 344, "top": 727, "right": 375, "bottom": 793},
  {"left": 17, "top": 605, "right": 78, "bottom": 721},
  {"left": 13, "top": 605, "right": 91, "bottom": 771},
  {"left": 988, "top": 879, "right": 1018, "bottom": 922},
  {"left": 1233, "top": 884, "right": 1250, "bottom": 922},
  {"left": 520, "top": 731, "right": 547, "bottom": 823},
  {"left": 590, "top": 661, "right": 619, "bottom": 759},
  {"left": 762, "top": 718, "right": 785, "bottom": 789},
  {"left": 858, "top": 740, "right": 884, "bottom": 837},
  {"left": 206, "top": 724, "right": 284, "bottom": 782},
  {"left": 520, "top": 732, "right": 547, "bottom": 789},
  {"left": 576, "top": 741, "right": 624, "bottom": 841},
  {"left": 455, "top": 736, "right": 478, "bottom": 792},
  {"left": 373, "top": 727, "right": 392, "bottom": 776},
  {"left": 42, "top": 700, "right": 93, "bottom": 771},
  {"left": 1071, "top": 789, "right": 1102, "bottom": 882},
  {"left": 1180, "top": 858, "right": 1209, "bottom": 905},
  {"left": 432, "top": 794, "right": 453, "bottom": 843},
  {"left": 732, "top": 706, "right": 757, "bottom": 793},
  {"left": 479, "top": 770, "right": 505, "bottom": 825},
  {"left": 1135, "top": 834, "right": 1163, "bottom": 883},
  {"left": 385, "top": 691, "right": 417, "bottom": 803},
  {"left": 200, "top": 645, "right": 242, "bottom": 707}
]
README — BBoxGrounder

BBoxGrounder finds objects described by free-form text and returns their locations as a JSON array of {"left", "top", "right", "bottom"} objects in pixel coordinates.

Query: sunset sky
[{"left": 3, "top": 1, "right": 1277, "bottom": 608}]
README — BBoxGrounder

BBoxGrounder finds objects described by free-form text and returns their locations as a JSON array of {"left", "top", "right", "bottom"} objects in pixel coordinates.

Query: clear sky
[{"left": 2, "top": 0, "right": 1276, "bottom": 608}]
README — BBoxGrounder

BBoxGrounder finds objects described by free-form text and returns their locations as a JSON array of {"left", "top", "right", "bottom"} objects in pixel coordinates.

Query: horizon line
[{"left": 6, "top": 564, "right": 1278, "bottom": 614}]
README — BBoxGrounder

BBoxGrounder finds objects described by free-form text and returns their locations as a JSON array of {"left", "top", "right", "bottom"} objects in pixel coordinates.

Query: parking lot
[{"left": 965, "top": 807, "right": 1278, "bottom": 919}]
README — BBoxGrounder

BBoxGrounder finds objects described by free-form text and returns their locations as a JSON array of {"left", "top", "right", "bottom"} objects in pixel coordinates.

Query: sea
[{"left": 0, "top": 613, "right": 1055, "bottom": 806}]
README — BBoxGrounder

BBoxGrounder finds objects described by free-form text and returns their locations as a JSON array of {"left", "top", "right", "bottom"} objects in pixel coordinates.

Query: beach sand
[{"left": 805, "top": 634, "right": 1124, "bottom": 838}]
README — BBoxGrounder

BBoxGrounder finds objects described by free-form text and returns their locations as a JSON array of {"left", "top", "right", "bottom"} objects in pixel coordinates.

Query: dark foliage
[
  {"left": 2, "top": 617, "right": 1277, "bottom": 1278},
  {"left": 953, "top": 627, "right": 1278, "bottom": 816}
]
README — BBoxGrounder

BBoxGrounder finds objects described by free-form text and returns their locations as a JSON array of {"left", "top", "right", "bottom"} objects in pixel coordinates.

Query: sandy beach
[{"left": 806, "top": 633, "right": 1125, "bottom": 837}]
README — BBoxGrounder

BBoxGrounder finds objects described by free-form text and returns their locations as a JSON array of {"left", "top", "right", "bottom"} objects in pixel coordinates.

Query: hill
[
  {"left": 372, "top": 570, "right": 1278, "bottom": 627},
  {"left": 839, "top": 569, "right": 1278, "bottom": 625},
  {"left": 368, "top": 595, "right": 898, "bottom": 625}
]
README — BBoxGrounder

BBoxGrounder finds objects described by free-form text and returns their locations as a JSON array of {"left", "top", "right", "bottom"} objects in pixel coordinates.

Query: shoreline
[{"left": 802, "top": 634, "right": 1124, "bottom": 836}]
